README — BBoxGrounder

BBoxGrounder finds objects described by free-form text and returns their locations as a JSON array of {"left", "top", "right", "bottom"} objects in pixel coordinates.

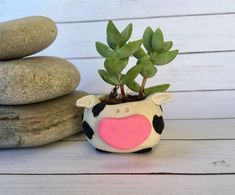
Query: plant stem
[
  {"left": 109, "top": 86, "right": 118, "bottom": 99},
  {"left": 120, "top": 85, "right": 126, "bottom": 100},
  {"left": 140, "top": 77, "right": 147, "bottom": 98}
]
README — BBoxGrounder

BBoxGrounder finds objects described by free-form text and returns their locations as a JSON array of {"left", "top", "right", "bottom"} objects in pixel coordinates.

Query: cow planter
[{"left": 76, "top": 93, "right": 171, "bottom": 153}]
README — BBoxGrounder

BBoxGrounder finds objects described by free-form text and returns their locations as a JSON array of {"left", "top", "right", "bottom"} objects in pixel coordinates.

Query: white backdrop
[{"left": 1, "top": 0, "right": 235, "bottom": 119}]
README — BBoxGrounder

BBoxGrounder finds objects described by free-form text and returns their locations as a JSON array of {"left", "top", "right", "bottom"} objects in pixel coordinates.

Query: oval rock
[
  {"left": 0, "top": 91, "right": 87, "bottom": 148},
  {"left": 0, "top": 56, "right": 80, "bottom": 105},
  {"left": 0, "top": 16, "right": 57, "bottom": 60}
]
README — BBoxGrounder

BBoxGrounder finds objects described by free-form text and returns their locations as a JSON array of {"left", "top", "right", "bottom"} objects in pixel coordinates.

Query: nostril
[
  {"left": 115, "top": 109, "right": 120, "bottom": 113},
  {"left": 124, "top": 107, "right": 129, "bottom": 113}
]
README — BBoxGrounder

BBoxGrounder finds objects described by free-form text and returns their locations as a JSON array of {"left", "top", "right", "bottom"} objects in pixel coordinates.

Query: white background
[{"left": 0, "top": 0, "right": 234, "bottom": 119}]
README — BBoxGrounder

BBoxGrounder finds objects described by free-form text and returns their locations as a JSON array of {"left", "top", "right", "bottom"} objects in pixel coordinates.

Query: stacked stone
[{"left": 0, "top": 16, "right": 86, "bottom": 148}]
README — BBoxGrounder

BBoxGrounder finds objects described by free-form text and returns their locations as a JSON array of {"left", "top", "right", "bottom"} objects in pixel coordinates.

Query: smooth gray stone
[
  {"left": 0, "top": 91, "right": 87, "bottom": 148},
  {"left": 0, "top": 16, "right": 57, "bottom": 60},
  {"left": 0, "top": 56, "right": 80, "bottom": 105}
]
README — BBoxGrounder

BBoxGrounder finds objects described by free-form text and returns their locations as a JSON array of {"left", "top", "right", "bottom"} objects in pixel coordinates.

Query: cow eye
[{"left": 115, "top": 109, "right": 120, "bottom": 113}]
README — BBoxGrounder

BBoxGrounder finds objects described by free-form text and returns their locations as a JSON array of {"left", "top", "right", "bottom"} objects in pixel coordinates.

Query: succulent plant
[{"left": 95, "top": 20, "right": 178, "bottom": 102}]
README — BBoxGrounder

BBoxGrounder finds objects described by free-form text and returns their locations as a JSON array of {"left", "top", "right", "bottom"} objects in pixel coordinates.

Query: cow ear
[
  {"left": 76, "top": 95, "right": 100, "bottom": 108},
  {"left": 147, "top": 93, "right": 172, "bottom": 105}
]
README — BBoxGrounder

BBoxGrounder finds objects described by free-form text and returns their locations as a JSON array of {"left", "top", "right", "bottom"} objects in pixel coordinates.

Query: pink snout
[{"left": 98, "top": 115, "right": 151, "bottom": 150}]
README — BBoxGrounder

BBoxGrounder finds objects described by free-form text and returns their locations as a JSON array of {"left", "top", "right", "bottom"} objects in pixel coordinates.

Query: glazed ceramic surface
[{"left": 76, "top": 93, "right": 171, "bottom": 153}]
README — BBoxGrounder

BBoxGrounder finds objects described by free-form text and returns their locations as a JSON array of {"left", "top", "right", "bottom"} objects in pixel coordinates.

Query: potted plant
[{"left": 76, "top": 21, "right": 178, "bottom": 153}]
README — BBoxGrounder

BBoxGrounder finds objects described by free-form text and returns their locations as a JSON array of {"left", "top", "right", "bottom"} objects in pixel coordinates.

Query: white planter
[{"left": 76, "top": 93, "right": 171, "bottom": 153}]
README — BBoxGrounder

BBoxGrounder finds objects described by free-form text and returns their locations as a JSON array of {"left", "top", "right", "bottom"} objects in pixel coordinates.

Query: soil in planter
[
  {"left": 101, "top": 94, "right": 146, "bottom": 105},
  {"left": 100, "top": 86, "right": 147, "bottom": 105}
]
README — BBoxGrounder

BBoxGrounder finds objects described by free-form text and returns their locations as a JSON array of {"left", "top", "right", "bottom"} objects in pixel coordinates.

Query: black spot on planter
[
  {"left": 92, "top": 103, "right": 106, "bottom": 117},
  {"left": 82, "top": 121, "right": 94, "bottom": 140},
  {"left": 81, "top": 113, "right": 84, "bottom": 121},
  {"left": 134, "top": 148, "right": 152, "bottom": 153},
  {"left": 152, "top": 115, "right": 165, "bottom": 135}
]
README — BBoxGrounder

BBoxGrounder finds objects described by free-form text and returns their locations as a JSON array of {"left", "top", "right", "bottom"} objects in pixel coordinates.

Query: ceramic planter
[{"left": 76, "top": 93, "right": 171, "bottom": 153}]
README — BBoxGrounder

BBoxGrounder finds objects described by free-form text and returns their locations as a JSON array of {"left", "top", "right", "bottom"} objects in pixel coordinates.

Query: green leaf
[
  {"left": 151, "top": 28, "right": 164, "bottom": 51},
  {"left": 145, "top": 84, "right": 170, "bottom": 95},
  {"left": 162, "top": 41, "right": 173, "bottom": 51},
  {"left": 104, "top": 57, "right": 128, "bottom": 75},
  {"left": 140, "top": 63, "right": 157, "bottom": 78},
  {"left": 106, "top": 38, "right": 116, "bottom": 50},
  {"left": 95, "top": 42, "right": 114, "bottom": 58},
  {"left": 126, "top": 81, "right": 141, "bottom": 92},
  {"left": 116, "top": 39, "right": 142, "bottom": 59},
  {"left": 143, "top": 27, "right": 153, "bottom": 52},
  {"left": 98, "top": 69, "right": 119, "bottom": 85},
  {"left": 106, "top": 20, "right": 122, "bottom": 49},
  {"left": 137, "top": 56, "right": 156, "bottom": 78},
  {"left": 138, "top": 56, "right": 152, "bottom": 66},
  {"left": 120, "top": 64, "right": 143, "bottom": 85},
  {"left": 150, "top": 50, "right": 179, "bottom": 65},
  {"left": 121, "top": 23, "right": 133, "bottom": 45},
  {"left": 133, "top": 47, "right": 147, "bottom": 59}
]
